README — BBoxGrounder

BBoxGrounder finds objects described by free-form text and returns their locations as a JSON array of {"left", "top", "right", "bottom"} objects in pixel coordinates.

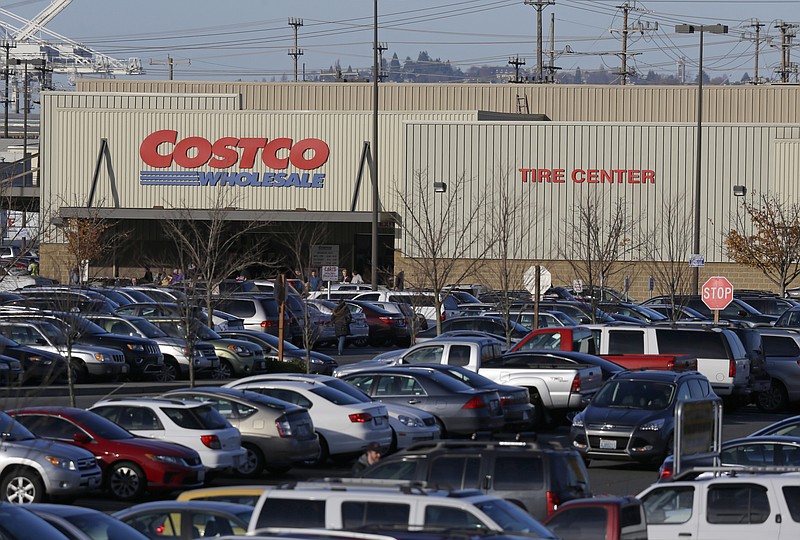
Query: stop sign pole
[{"left": 701, "top": 276, "right": 734, "bottom": 323}]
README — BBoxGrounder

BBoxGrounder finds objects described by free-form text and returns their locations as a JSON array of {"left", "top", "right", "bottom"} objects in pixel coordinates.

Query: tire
[
  {"left": 352, "top": 337, "right": 368, "bottom": 348},
  {"left": 1, "top": 468, "right": 45, "bottom": 504},
  {"left": 236, "top": 443, "right": 265, "bottom": 478},
  {"left": 69, "top": 360, "right": 89, "bottom": 384},
  {"left": 529, "top": 390, "right": 546, "bottom": 429},
  {"left": 107, "top": 461, "right": 147, "bottom": 501},
  {"left": 304, "top": 434, "right": 329, "bottom": 466},
  {"left": 213, "top": 360, "right": 234, "bottom": 380},
  {"left": 434, "top": 417, "right": 447, "bottom": 439},
  {"left": 156, "top": 359, "right": 179, "bottom": 383},
  {"left": 756, "top": 380, "right": 790, "bottom": 413}
]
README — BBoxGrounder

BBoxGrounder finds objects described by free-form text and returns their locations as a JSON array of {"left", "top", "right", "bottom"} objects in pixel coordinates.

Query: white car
[
  {"left": 229, "top": 373, "right": 440, "bottom": 450},
  {"left": 89, "top": 398, "right": 246, "bottom": 472},
  {"left": 224, "top": 379, "right": 392, "bottom": 462}
]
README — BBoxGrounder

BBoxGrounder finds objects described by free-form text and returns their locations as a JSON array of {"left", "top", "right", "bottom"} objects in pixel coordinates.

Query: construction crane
[{"left": 0, "top": 0, "right": 144, "bottom": 82}]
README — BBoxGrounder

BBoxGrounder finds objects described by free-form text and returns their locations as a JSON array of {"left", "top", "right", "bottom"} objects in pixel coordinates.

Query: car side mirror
[{"left": 73, "top": 432, "right": 92, "bottom": 444}]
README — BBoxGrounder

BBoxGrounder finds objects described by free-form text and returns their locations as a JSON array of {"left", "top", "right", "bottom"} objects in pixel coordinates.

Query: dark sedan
[
  {"left": 10, "top": 407, "right": 205, "bottom": 501},
  {"left": 219, "top": 330, "right": 338, "bottom": 375},
  {"left": 341, "top": 366, "right": 505, "bottom": 437},
  {"left": 345, "top": 300, "right": 408, "bottom": 347},
  {"left": 402, "top": 364, "right": 534, "bottom": 430},
  {"left": 0, "top": 333, "right": 66, "bottom": 383},
  {"left": 415, "top": 316, "right": 530, "bottom": 343}
]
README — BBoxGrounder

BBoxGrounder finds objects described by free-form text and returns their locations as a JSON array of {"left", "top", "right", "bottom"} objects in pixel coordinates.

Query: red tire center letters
[{"left": 139, "top": 130, "right": 330, "bottom": 170}]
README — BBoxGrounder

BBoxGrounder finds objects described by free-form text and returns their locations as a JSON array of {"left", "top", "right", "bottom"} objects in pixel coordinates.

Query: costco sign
[{"left": 138, "top": 130, "right": 330, "bottom": 188}]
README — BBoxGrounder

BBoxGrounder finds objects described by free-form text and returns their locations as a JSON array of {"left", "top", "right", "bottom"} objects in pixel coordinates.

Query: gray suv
[
  {"left": 0, "top": 411, "right": 102, "bottom": 503},
  {"left": 356, "top": 438, "right": 591, "bottom": 520}
]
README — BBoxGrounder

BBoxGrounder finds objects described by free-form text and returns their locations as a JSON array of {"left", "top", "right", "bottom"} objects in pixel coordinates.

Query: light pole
[
  {"left": 674, "top": 24, "right": 728, "bottom": 294},
  {"left": 12, "top": 58, "right": 45, "bottom": 160},
  {"left": 371, "top": 0, "right": 379, "bottom": 290}
]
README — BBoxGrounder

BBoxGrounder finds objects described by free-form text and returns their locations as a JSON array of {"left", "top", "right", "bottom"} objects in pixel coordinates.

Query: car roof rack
[{"left": 672, "top": 465, "right": 800, "bottom": 481}]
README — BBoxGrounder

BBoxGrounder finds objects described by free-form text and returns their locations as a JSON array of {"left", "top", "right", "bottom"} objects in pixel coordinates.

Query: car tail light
[
  {"left": 570, "top": 374, "right": 581, "bottom": 394},
  {"left": 378, "top": 316, "right": 395, "bottom": 324},
  {"left": 546, "top": 491, "right": 560, "bottom": 515},
  {"left": 349, "top": 412, "right": 373, "bottom": 423},
  {"left": 275, "top": 416, "right": 292, "bottom": 437},
  {"left": 200, "top": 435, "right": 221, "bottom": 449},
  {"left": 441, "top": 312, "right": 446, "bottom": 321},
  {"left": 659, "top": 464, "right": 673, "bottom": 481},
  {"left": 462, "top": 396, "right": 487, "bottom": 409},
  {"left": 261, "top": 320, "right": 277, "bottom": 328},
  {"left": 729, "top": 360, "right": 736, "bottom": 378}
]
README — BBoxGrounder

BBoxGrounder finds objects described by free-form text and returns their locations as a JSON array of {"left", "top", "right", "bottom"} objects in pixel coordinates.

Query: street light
[{"left": 674, "top": 24, "right": 728, "bottom": 294}]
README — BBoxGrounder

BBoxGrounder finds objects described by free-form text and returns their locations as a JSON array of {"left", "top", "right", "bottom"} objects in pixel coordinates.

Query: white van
[
  {"left": 352, "top": 291, "right": 461, "bottom": 329},
  {"left": 248, "top": 479, "right": 555, "bottom": 536}
]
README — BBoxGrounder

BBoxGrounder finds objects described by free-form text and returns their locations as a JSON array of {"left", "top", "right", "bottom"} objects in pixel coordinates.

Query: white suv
[
  {"left": 248, "top": 479, "right": 556, "bottom": 536},
  {"left": 89, "top": 398, "right": 245, "bottom": 472},
  {"left": 638, "top": 471, "right": 800, "bottom": 539}
]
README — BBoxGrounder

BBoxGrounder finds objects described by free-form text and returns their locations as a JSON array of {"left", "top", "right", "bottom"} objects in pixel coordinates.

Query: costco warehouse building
[{"left": 38, "top": 81, "right": 800, "bottom": 297}]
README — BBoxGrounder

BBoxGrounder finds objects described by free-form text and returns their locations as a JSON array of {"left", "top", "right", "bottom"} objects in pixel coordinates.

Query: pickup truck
[
  {"left": 334, "top": 336, "right": 603, "bottom": 425},
  {"left": 512, "top": 325, "right": 750, "bottom": 398},
  {"left": 511, "top": 326, "right": 698, "bottom": 372},
  {"left": 542, "top": 496, "right": 648, "bottom": 540}
]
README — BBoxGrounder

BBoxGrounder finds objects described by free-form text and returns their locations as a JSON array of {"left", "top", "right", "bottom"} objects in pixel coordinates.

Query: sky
[{"left": 1, "top": 0, "right": 798, "bottom": 84}]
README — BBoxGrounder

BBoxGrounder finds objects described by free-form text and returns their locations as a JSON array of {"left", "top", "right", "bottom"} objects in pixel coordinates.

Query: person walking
[
  {"left": 351, "top": 442, "right": 383, "bottom": 475},
  {"left": 308, "top": 270, "right": 322, "bottom": 292},
  {"left": 351, "top": 270, "right": 364, "bottom": 284},
  {"left": 332, "top": 300, "right": 352, "bottom": 356},
  {"left": 395, "top": 269, "right": 405, "bottom": 291}
]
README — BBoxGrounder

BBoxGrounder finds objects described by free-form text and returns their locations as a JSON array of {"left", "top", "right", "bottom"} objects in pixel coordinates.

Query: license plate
[
  {"left": 599, "top": 438, "right": 617, "bottom": 449},
  {"left": 374, "top": 416, "right": 385, "bottom": 426}
]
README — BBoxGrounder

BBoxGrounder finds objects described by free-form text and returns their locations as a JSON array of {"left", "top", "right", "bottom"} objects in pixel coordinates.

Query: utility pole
[
  {"left": 288, "top": 17, "right": 304, "bottom": 82},
  {"left": 745, "top": 19, "right": 766, "bottom": 83},
  {"left": 612, "top": 2, "right": 657, "bottom": 85},
  {"left": 775, "top": 20, "right": 798, "bottom": 83},
  {"left": 2, "top": 40, "right": 15, "bottom": 138},
  {"left": 508, "top": 55, "right": 526, "bottom": 83},
  {"left": 547, "top": 13, "right": 558, "bottom": 83},
  {"left": 377, "top": 42, "right": 388, "bottom": 81},
  {"left": 149, "top": 55, "right": 190, "bottom": 81},
  {"left": 677, "top": 56, "right": 686, "bottom": 83},
  {"left": 524, "top": 0, "right": 555, "bottom": 82}
]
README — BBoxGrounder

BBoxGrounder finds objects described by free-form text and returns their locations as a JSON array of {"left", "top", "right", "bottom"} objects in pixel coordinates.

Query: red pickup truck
[
  {"left": 511, "top": 326, "right": 697, "bottom": 372},
  {"left": 543, "top": 496, "right": 648, "bottom": 540}
]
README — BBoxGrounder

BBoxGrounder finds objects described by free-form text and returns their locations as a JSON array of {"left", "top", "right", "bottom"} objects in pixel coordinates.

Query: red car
[
  {"left": 9, "top": 406, "right": 205, "bottom": 501},
  {"left": 346, "top": 300, "right": 408, "bottom": 347}
]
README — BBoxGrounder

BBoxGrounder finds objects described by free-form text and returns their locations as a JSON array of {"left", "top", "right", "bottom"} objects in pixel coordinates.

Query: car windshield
[
  {"left": 308, "top": 385, "right": 364, "bottom": 405},
  {"left": 0, "top": 411, "right": 36, "bottom": 441},
  {"left": 128, "top": 317, "right": 169, "bottom": 338},
  {"left": 0, "top": 505, "right": 70, "bottom": 539},
  {"left": 37, "top": 321, "right": 68, "bottom": 345},
  {"left": 73, "top": 410, "right": 134, "bottom": 440},
  {"left": 161, "top": 404, "right": 229, "bottom": 429},
  {"left": 320, "top": 378, "right": 372, "bottom": 403},
  {"left": 63, "top": 511, "right": 149, "bottom": 540},
  {"left": 474, "top": 498, "right": 554, "bottom": 535},
  {"left": 592, "top": 380, "right": 675, "bottom": 410}
]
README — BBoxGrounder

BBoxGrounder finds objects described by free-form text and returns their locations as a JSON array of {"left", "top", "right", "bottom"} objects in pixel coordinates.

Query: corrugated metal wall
[
  {"left": 75, "top": 80, "right": 800, "bottom": 123},
  {"left": 40, "top": 92, "right": 476, "bottom": 214},
  {"left": 405, "top": 122, "right": 800, "bottom": 263}
]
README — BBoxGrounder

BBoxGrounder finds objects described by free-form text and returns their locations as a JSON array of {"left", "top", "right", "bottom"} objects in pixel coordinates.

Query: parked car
[
  {"left": 161, "top": 386, "right": 321, "bottom": 477},
  {"left": 308, "top": 299, "right": 370, "bottom": 347},
  {"left": 480, "top": 310, "right": 579, "bottom": 330},
  {"left": 9, "top": 407, "right": 205, "bottom": 501},
  {"left": 0, "top": 353, "right": 22, "bottom": 385},
  {"left": 0, "top": 320, "right": 127, "bottom": 383},
  {"left": 27, "top": 503, "right": 149, "bottom": 540},
  {"left": 754, "top": 328, "right": 800, "bottom": 412},
  {"left": 86, "top": 314, "right": 219, "bottom": 381},
  {"left": 357, "top": 438, "right": 592, "bottom": 520},
  {"left": 89, "top": 397, "right": 246, "bottom": 473},
  {"left": 344, "top": 300, "right": 409, "bottom": 347},
  {"left": 0, "top": 332, "right": 67, "bottom": 384},
  {"left": 223, "top": 378, "right": 392, "bottom": 464},
  {"left": 542, "top": 496, "right": 647, "bottom": 540},
  {"left": 500, "top": 350, "right": 626, "bottom": 381},
  {"left": 0, "top": 503, "right": 71, "bottom": 539},
  {"left": 114, "top": 302, "right": 233, "bottom": 332},
  {"left": 751, "top": 414, "right": 800, "bottom": 437},
  {"left": 646, "top": 304, "right": 708, "bottom": 321},
  {"left": 142, "top": 317, "right": 266, "bottom": 378},
  {"left": 211, "top": 295, "right": 287, "bottom": 337},
  {"left": 775, "top": 305, "right": 800, "bottom": 327},
  {"left": 113, "top": 500, "right": 252, "bottom": 539},
  {"left": 642, "top": 294, "right": 778, "bottom": 326},
  {"left": 229, "top": 373, "right": 441, "bottom": 451},
  {"left": 0, "top": 411, "right": 102, "bottom": 503},
  {"left": 415, "top": 316, "right": 529, "bottom": 343},
  {"left": 218, "top": 330, "right": 338, "bottom": 376},
  {"left": 177, "top": 485, "right": 268, "bottom": 506},
  {"left": 341, "top": 366, "right": 505, "bottom": 437},
  {"left": 599, "top": 302, "right": 669, "bottom": 323},
  {"left": 736, "top": 291, "right": 798, "bottom": 316},
  {"left": 570, "top": 370, "right": 719, "bottom": 465},
  {"left": 351, "top": 291, "right": 462, "bottom": 329}
]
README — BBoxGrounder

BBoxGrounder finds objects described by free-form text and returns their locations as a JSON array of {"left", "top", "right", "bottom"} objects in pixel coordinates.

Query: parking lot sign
[{"left": 321, "top": 266, "right": 339, "bottom": 282}]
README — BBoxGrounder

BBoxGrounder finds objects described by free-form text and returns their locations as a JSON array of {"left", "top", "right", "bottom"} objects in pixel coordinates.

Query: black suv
[
  {"left": 570, "top": 370, "right": 719, "bottom": 466},
  {"left": 642, "top": 295, "right": 778, "bottom": 326},
  {"left": 355, "top": 438, "right": 592, "bottom": 520}
]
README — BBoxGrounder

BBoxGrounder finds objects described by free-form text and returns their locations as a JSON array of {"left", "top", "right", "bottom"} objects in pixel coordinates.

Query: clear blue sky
[{"left": 3, "top": 0, "right": 797, "bottom": 82}]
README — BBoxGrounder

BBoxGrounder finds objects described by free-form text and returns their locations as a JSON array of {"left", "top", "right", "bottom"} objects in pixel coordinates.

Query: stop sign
[{"left": 702, "top": 276, "right": 734, "bottom": 310}]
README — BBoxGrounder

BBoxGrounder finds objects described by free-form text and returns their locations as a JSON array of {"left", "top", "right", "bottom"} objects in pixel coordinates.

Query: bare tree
[
  {"left": 559, "top": 191, "right": 645, "bottom": 320},
  {"left": 276, "top": 222, "right": 329, "bottom": 371},
  {"left": 160, "top": 190, "right": 273, "bottom": 386},
  {"left": 395, "top": 170, "right": 494, "bottom": 335},
  {"left": 484, "top": 172, "right": 534, "bottom": 347},
  {"left": 644, "top": 195, "right": 695, "bottom": 318},
  {"left": 726, "top": 193, "right": 800, "bottom": 295}
]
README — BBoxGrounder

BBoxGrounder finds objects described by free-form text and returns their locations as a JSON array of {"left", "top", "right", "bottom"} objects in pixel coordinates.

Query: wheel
[
  {"left": 756, "top": 380, "right": 789, "bottom": 413},
  {"left": 213, "top": 360, "right": 234, "bottom": 380},
  {"left": 1, "top": 468, "right": 45, "bottom": 504},
  {"left": 69, "top": 360, "right": 89, "bottom": 384},
  {"left": 107, "top": 461, "right": 147, "bottom": 501},
  {"left": 434, "top": 417, "right": 447, "bottom": 439},
  {"left": 352, "top": 337, "right": 368, "bottom": 348},
  {"left": 156, "top": 359, "right": 179, "bottom": 383},
  {"left": 236, "top": 443, "right": 265, "bottom": 478},
  {"left": 529, "top": 390, "right": 546, "bottom": 428}
]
